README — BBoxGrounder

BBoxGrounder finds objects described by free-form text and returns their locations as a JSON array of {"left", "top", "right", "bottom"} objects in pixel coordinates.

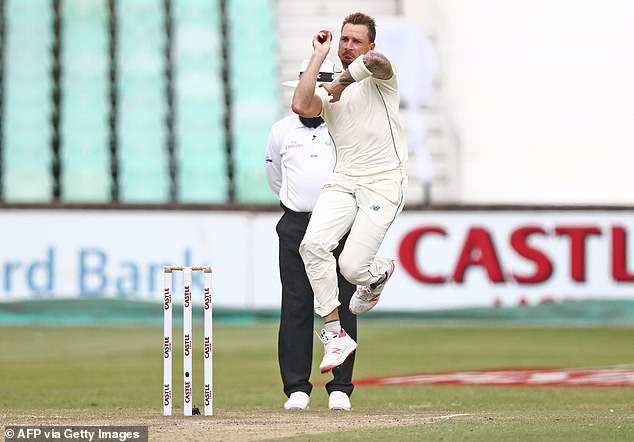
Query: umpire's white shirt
[{"left": 265, "top": 114, "right": 333, "bottom": 213}]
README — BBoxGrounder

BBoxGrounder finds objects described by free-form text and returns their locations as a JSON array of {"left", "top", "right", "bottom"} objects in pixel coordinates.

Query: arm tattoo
[
  {"left": 362, "top": 50, "right": 393, "bottom": 80},
  {"left": 337, "top": 70, "right": 356, "bottom": 87}
]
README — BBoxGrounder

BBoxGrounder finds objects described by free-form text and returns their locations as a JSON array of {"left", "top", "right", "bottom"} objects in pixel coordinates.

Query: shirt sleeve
[
  {"left": 373, "top": 61, "right": 399, "bottom": 92},
  {"left": 315, "top": 87, "right": 329, "bottom": 117},
  {"left": 265, "top": 122, "right": 283, "bottom": 198}
]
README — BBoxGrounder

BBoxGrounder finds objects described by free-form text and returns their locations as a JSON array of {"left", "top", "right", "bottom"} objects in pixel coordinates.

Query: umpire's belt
[{"left": 281, "top": 203, "right": 312, "bottom": 221}]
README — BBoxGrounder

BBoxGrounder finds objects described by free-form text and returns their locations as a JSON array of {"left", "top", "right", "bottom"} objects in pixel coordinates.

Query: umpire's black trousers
[{"left": 276, "top": 205, "right": 357, "bottom": 398}]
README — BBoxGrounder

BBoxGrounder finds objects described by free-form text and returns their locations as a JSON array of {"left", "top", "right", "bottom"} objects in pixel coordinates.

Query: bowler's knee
[
  {"left": 338, "top": 253, "right": 365, "bottom": 285},
  {"left": 299, "top": 236, "right": 324, "bottom": 263}
]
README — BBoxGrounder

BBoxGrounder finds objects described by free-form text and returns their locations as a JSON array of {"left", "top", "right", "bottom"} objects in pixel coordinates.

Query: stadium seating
[
  {"left": 2, "top": 0, "right": 53, "bottom": 202},
  {"left": 173, "top": 0, "right": 227, "bottom": 203},
  {"left": 227, "top": 0, "right": 280, "bottom": 203},
  {"left": 116, "top": 0, "right": 170, "bottom": 203},
  {"left": 60, "top": 0, "right": 111, "bottom": 202},
  {"left": 0, "top": 0, "right": 287, "bottom": 205}
]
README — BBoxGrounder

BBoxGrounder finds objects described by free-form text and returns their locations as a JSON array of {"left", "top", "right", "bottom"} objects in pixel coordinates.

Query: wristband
[{"left": 348, "top": 55, "right": 372, "bottom": 82}]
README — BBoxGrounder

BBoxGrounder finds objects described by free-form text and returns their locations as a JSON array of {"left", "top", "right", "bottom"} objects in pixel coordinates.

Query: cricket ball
[{"left": 317, "top": 30, "right": 331, "bottom": 43}]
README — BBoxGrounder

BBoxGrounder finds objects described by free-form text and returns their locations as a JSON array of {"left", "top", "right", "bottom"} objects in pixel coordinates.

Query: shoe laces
[
  {"left": 358, "top": 262, "right": 394, "bottom": 298},
  {"left": 356, "top": 285, "right": 377, "bottom": 301},
  {"left": 317, "top": 329, "right": 327, "bottom": 343},
  {"left": 356, "top": 280, "right": 385, "bottom": 301},
  {"left": 316, "top": 328, "right": 336, "bottom": 344}
]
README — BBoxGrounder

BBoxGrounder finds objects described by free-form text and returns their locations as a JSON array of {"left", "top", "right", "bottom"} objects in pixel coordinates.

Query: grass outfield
[{"left": 1, "top": 322, "right": 633, "bottom": 441}]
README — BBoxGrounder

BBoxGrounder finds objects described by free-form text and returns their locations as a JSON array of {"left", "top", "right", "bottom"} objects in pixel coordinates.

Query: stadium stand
[
  {"left": 2, "top": 0, "right": 54, "bottom": 202},
  {"left": 60, "top": 0, "right": 111, "bottom": 202},
  {"left": 173, "top": 0, "right": 228, "bottom": 203},
  {"left": 227, "top": 0, "right": 280, "bottom": 204},
  {"left": 116, "top": 0, "right": 170, "bottom": 203}
]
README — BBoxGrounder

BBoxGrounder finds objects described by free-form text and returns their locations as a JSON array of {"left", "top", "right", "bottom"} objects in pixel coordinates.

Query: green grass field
[{"left": 1, "top": 321, "right": 633, "bottom": 441}]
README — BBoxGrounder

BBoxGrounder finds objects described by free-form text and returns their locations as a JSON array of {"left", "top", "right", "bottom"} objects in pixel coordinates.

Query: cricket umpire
[{"left": 265, "top": 60, "right": 357, "bottom": 411}]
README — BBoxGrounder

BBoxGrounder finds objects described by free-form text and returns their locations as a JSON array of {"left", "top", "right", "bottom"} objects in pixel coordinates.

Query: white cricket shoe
[
  {"left": 329, "top": 391, "right": 351, "bottom": 411},
  {"left": 284, "top": 391, "right": 310, "bottom": 410},
  {"left": 318, "top": 329, "right": 357, "bottom": 374},
  {"left": 349, "top": 260, "right": 395, "bottom": 315}
]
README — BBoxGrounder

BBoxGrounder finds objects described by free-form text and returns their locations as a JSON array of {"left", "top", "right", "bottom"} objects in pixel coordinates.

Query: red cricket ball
[{"left": 317, "top": 30, "right": 331, "bottom": 43}]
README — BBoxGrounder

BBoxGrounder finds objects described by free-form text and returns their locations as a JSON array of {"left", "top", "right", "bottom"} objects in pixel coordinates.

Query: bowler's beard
[{"left": 299, "top": 116, "right": 324, "bottom": 128}]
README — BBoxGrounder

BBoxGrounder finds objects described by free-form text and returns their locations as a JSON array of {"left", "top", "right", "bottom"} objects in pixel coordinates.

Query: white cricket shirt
[
  {"left": 317, "top": 60, "right": 408, "bottom": 176},
  {"left": 265, "top": 114, "right": 334, "bottom": 212}
]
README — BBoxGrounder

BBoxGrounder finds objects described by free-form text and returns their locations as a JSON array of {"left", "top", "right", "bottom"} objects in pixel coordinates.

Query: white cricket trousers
[{"left": 299, "top": 170, "right": 407, "bottom": 317}]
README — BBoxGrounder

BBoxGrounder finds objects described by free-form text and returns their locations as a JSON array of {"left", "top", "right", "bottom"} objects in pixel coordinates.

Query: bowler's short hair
[{"left": 342, "top": 12, "right": 377, "bottom": 43}]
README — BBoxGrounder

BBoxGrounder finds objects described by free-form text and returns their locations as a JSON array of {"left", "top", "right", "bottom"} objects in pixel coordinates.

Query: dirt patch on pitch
[{"left": 1, "top": 409, "right": 468, "bottom": 441}]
